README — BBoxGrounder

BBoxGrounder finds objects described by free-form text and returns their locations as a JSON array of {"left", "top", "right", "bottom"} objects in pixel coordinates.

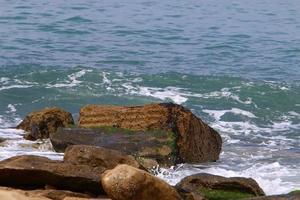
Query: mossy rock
[
  {"left": 50, "top": 127, "right": 179, "bottom": 168},
  {"left": 288, "top": 190, "right": 300, "bottom": 195},
  {"left": 199, "top": 188, "right": 255, "bottom": 200}
]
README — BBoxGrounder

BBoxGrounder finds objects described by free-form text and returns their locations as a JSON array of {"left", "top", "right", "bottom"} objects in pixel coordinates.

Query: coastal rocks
[
  {"left": 0, "top": 155, "right": 105, "bottom": 194},
  {"left": 50, "top": 127, "right": 177, "bottom": 168},
  {"left": 64, "top": 145, "right": 144, "bottom": 170},
  {"left": 175, "top": 173, "right": 265, "bottom": 199},
  {"left": 101, "top": 164, "right": 182, "bottom": 200},
  {"left": 0, "top": 186, "right": 108, "bottom": 200},
  {"left": 78, "top": 103, "right": 222, "bottom": 163},
  {"left": 17, "top": 107, "right": 74, "bottom": 140}
]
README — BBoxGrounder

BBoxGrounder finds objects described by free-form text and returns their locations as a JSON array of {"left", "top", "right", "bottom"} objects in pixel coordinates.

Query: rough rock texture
[
  {"left": 17, "top": 107, "right": 74, "bottom": 140},
  {"left": 101, "top": 164, "right": 182, "bottom": 200},
  {"left": 64, "top": 145, "right": 144, "bottom": 170},
  {"left": 78, "top": 103, "right": 222, "bottom": 163},
  {"left": 51, "top": 128, "right": 176, "bottom": 168},
  {"left": 175, "top": 173, "right": 265, "bottom": 197},
  {"left": 177, "top": 189, "right": 207, "bottom": 200},
  {"left": 0, "top": 155, "right": 105, "bottom": 194},
  {"left": 0, "top": 187, "right": 106, "bottom": 200}
]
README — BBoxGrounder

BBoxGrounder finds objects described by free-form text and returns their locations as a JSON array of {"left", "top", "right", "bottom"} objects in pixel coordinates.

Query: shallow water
[{"left": 0, "top": 0, "right": 299, "bottom": 195}]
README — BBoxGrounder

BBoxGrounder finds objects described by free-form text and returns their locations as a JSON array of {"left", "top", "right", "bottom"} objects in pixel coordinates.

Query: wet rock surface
[{"left": 51, "top": 127, "right": 177, "bottom": 168}]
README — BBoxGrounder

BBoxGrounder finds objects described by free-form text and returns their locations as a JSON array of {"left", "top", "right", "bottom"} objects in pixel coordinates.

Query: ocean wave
[
  {"left": 46, "top": 69, "right": 92, "bottom": 88},
  {"left": 0, "top": 128, "right": 63, "bottom": 161}
]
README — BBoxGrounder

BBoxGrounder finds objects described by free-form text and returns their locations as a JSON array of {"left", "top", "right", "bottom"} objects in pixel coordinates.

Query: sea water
[{"left": 0, "top": 0, "right": 299, "bottom": 195}]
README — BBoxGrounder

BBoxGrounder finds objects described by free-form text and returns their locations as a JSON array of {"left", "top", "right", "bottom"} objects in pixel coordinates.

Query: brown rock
[
  {"left": 101, "top": 164, "right": 182, "bottom": 200},
  {"left": 0, "top": 186, "right": 93, "bottom": 200},
  {"left": 78, "top": 103, "right": 222, "bottom": 163},
  {"left": 175, "top": 173, "right": 265, "bottom": 197},
  {"left": 0, "top": 187, "right": 50, "bottom": 200},
  {"left": 0, "top": 155, "right": 105, "bottom": 194},
  {"left": 17, "top": 107, "right": 74, "bottom": 140},
  {"left": 50, "top": 128, "right": 176, "bottom": 168},
  {"left": 64, "top": 145, "right": 144, "bottom": 170}
]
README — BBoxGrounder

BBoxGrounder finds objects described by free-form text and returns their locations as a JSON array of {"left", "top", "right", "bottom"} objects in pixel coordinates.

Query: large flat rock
[{"left": 0, "top": 155, "right": 105, "bottom": 194}]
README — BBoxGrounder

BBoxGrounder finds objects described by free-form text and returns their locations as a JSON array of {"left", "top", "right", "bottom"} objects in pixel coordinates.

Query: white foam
[
  {"left": 157, "top": 162, "right": 300, "bottom": 195},
  {"left": 0, "top": 77, "right": 10, "bottom": 83},
  {"left": 288, "top": 111, "right": 300, "bottom": 117},
  {"left": 121, "top": 81, "right": 256, "bottom": 106},
  {"left": 6, "top": 104, "right": 17, "bottom": 113},
  {"left": 47, "top": 69, "right": 92, "bottom": 88},
  {"left": 203, "top": 108, "right": 257, "bottom": 121},
  {"left": 0, "top": 129, "right": 63, "bottom": 161},
  {"left": 102, "top": 72, "right": 112, "bottom": 85},
  {"left": 137, "top": 86, "right": 188, "bottom": 104},
  {"left": 0, "top": 85, "right": 32, "bottom": 91}
]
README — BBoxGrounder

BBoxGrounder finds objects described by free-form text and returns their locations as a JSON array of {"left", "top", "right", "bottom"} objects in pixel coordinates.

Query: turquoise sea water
[{"left": 0, "top": 0, "right": 299, "bottom": 195}]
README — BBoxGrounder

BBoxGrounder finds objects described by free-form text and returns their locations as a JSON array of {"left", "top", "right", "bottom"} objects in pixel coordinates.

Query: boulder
[
  {"left": 17, "top": 107, "right": 74, "bottom": 140},
  {"left": 78, "top": 103, "right": 222, "bottom": 163},
  {"left": 51, "top": 128, "right": 177, "bottom": 168},
  {"left": 64, "top": 145, "right": 144, "bottom": 170},
  {"left": 175, "top": 173, "right": 265, "bottom": 199},
  {"left": 0, "top": 155, "right": 105, "bottom": 194},
  {"left": 101, "top": 164, "right": 182, "bottom": 200}
]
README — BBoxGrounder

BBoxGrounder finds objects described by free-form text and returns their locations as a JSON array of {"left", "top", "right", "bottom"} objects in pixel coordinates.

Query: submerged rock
[
  {"left": 0, "top": 155, "right": 105, "bottom": 194},
  {"left": 176, "top": 173, "right": 265, "bottom": 199},
  {"left": 51, "top": 127, "right": 177, "bottom": 168},
  {"left": 78, "top": 103, "right": 222, "bottom": 163},
  {"left": 17, "top": 107, "right": 74, "bottom": 140},
  {"left": 101, "top": 164, "right": 182, "bottom": 200}
]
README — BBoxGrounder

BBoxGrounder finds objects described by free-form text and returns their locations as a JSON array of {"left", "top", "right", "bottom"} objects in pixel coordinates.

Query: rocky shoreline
[{"left": 0, "top": 103, "right": 299, "bottom": 200}]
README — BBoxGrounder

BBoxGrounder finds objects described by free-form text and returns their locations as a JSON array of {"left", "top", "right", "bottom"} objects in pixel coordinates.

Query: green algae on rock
[{"left": 50, "top": 127, "right": 177, "bottom": 169}]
